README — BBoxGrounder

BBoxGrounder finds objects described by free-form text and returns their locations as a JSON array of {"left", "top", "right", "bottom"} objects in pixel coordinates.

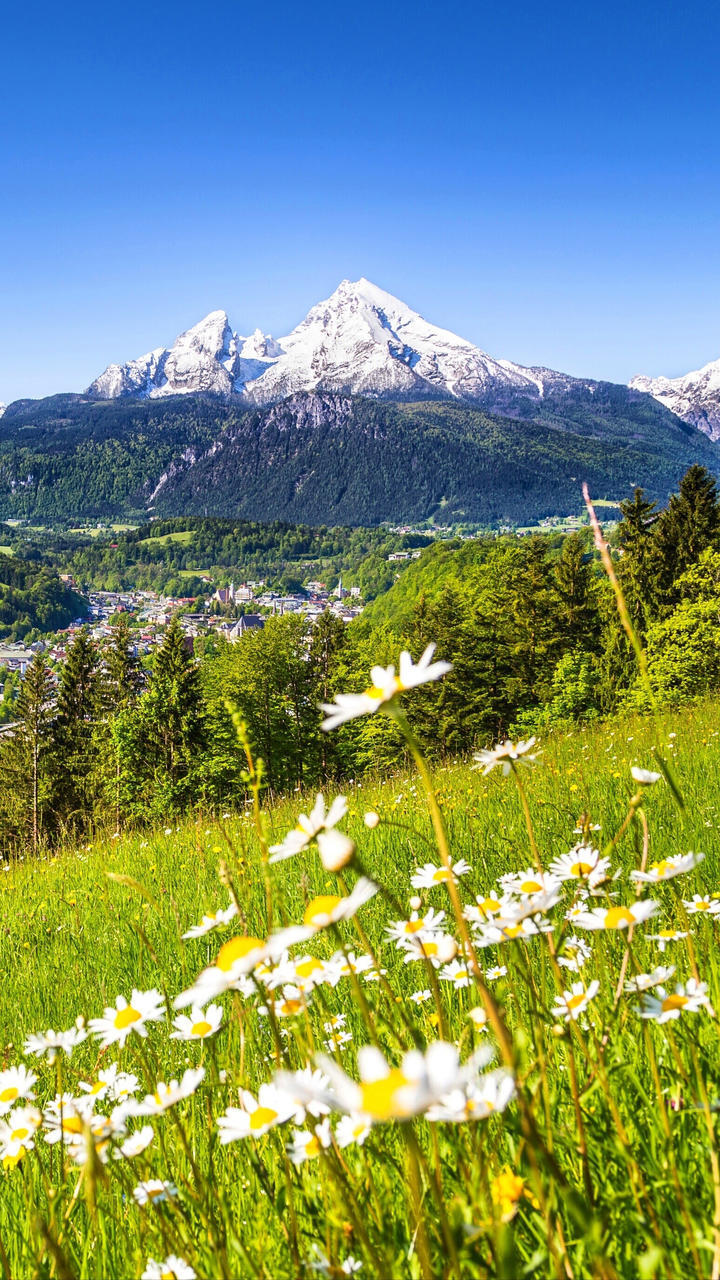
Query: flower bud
[
  {"left": 409, "top": 894, "right": 422, "bottom": 911},
  {"left": 436, "top": 935, "right": 458, "bottom": 964},
  {"left": 364, "top": 811, "right": 380, "bottom": 829},
  {"left": 317, "top": 829, "right": 356, "bottom": 872}
]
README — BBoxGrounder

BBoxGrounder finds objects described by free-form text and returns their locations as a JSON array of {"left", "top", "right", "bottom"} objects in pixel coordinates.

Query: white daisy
[
  {"left": 572, "top": 901, "right": 659, "bottom": 932},
  {"left": 170, "top": 1004, "right": 223, "bottom": 1041},
  {"left": 624, "top": 966, "right": 676, "bottom": 994},
  {"left": 551, "top": 980, "right": 600, "bottom": 1022},
  {"left": 216, "top": 1084, "right": 297, "bottom": 1142},
  {"left": 88, "top": 989, "right": 165, "bottom": 1048},
  {"left": 639, "top": 979, "right": 714, "bottom": 1023},
  {"left": 320, "top": 644, "right": 451, "bottom": 730},
  {"left": 683, "top": 895, "right": 720, "bottom": 916},
  {"left": 269, "top": 794, "right": 348, "bottom": 863},
  {"left": 133, "top": 1180, "right": 178, "bottom": 1207},
  {"left": 473, "top": 737, "right": 539, "bottom": 776},
  {"left": 411, "top": 860, "right": 472, "bottom": 889},
  {"left": 0, "top": 1066, "right": 37, "bottom": 1114},
  {"left": 142, "top": 1258, "right": 196, "bottom": 1280},
  {"left": 631, "top": 853, "right": 704, "bottom": 884},
  {"left": 182, "top": 903, "right": 238, "bottom": 940}
]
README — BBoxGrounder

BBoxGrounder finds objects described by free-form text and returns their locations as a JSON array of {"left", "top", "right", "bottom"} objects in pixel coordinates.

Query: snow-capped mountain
[
  {"left": 0, "top": 404, "right": 6, "bottom": 419},
  {"left": 630, "top": 358, "right": 720, "bottom": 442},
  {"left": 86, "top": 278, "right": 582, "bottom": 407}
]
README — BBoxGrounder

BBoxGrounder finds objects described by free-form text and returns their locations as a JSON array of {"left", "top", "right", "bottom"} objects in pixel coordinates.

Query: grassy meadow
[{"left": 2, "top": 697, "right": 720, "bottom": 1278}]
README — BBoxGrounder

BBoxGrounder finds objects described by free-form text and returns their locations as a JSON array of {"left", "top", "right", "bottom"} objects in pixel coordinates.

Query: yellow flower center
[
  {"left": 147, "top": 1185, "right": 166, "bottom": 1199},
  {"left": 217, "top": 936, "right": 264, "bottom": 971},
  {"left": 661, "top": 994, "right": 689, "bottom": 1013},
  {"left": 695, "top": 901, "right": 710, "bottom": 911},
  {"left": 422, "top": 941, "right": 439, "bottom": 955},
  {"left": 650, "top": 861, "right": 673, "bottom": 878},
  {"left": 658, "top": 930, "right": 678, "bottom": 939},
  {"left": 279, "top": 1000, "right": 303, "bottom": 1016},
  {"left": 360, "top": 1069, "right": 411, "bottom": 1120},
  {"left": 0, "top": 1087, "right": 19, "bottom": 1104},
  {"left": 566, "top": 992, "right": 587, "bottom": 1010},
  {"left": 455, "top": 970, "right": 469, "bottom": 982},
  {"left": 477, "top": 897, "right": 501, "bottom": 914},
  {"left": 604, "top": 907, "right": 635, "bottom": 929},
  {"left": 304, "top": 896, "right": 341, "bottom": 927},
  {"left": 11, "top": 1126, "right": 29, "bottom": 1141},
  {"left": 250, "top": 1106, "right": 278, "bottom": 1131},
  {"left": 519, "top": 880, "right": 542, "bottom": 894},
  {"left": 3, "top": 1147, "right": 24, "bottom": 1169},
  {"left": 62, "top": 1115, "right": 84, "bottom": 1135},
  {"left": 304, "top": 1135, "right": 321, "bottom": 1158},
  {"left": 570, "top": 861, "right": 593, "bottom": 877},
  {"left": 295, "top": 958, "right": 323, "bottom": 978},
  {"left": 502, "top": 924, "right": 524, "bottom": 939},
  {"left": 191, "top": 1020, "right": 212, "bottom": 1037},
  {"left": 89, "top": 1082, "right": 104, "bottom": 1095},
  {"left": 404, "top": 920, "right": 425, "bottom": 933},
  {"left": 114, "top": 1005, "right": 142, "bottom": 1030},
  {"left": 432, "top": 868, "right": 450, "bottom": 882}
]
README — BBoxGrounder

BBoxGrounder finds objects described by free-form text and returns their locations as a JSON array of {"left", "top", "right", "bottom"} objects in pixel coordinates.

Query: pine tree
[
  {"left": 53, "top": 631, "right": 100, "bottom": 833},
  {"left": 104, "top": 614, "right": 141, "bottom": 713},
  {"left": 142, "top": 616, "right": 207, "bottom": 798},
  {"left": 554, "top": 532, "right": 600, "bottom": 651},
  {"left": 0, "top": 651, "right": 55, "bottom": 853},
  {"left": 653, "top": 465, "right": 720, "bottom": 608}
]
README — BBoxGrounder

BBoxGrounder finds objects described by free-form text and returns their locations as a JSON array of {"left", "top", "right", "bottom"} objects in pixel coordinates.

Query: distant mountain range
[{"left": 0, "top": 279, "right": 718, "bottom": 525}]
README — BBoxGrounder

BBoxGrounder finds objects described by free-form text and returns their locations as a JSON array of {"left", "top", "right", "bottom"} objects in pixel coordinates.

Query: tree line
[{"left": 1, "top": 465, "right": 719, "bottom": 854}]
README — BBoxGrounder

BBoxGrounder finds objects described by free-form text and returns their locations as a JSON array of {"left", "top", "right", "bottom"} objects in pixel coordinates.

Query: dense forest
[
  {"left": 6, "top": 517, "right": 430, "bottom": 599},
  {"left": 0, "top": 555, "right": 84, "bottom": 640},
  {"left": 2, "top": 464, "right": 720, "bottom": 853},
  {"left": 0, "top": 387, "right": 716, "bottom": 524}
]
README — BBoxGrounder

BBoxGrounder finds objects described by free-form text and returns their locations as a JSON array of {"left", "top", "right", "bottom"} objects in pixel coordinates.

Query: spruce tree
[
  {"left": 53, "top": 630, "right": 100, "bottom": 833},
  {"left": 653, "top": 465, "right": 720, "bottom": 608},
  {"left": 143, "top": 616, "right": 207, "bottom": 795},
  {"left": 104, "top": 614, "right": 141, "bottom": 713},
  {"left": 554, "top": 532, "right": 600, "bottom": 651},
  {"left": 1, "top": 651, "right": 55, "bottom": 853}
]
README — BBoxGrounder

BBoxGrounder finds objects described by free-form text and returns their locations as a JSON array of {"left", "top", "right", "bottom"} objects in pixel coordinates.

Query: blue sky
[{"left": 1, "top": 0, "right": 719, "bottom": 402}]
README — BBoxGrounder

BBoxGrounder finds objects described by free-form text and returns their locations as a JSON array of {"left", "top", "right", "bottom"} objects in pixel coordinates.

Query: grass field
[
  {"left": 136, "top": 530, "right": 197, "bottom": 548},
  {"left": 1, "top": 696, "right": 720, "bottom": 1278}
]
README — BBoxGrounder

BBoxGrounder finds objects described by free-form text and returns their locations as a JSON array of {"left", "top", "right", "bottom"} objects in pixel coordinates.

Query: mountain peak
[{"left": 630, "top": 355, "right": 720, "bottom": 441}]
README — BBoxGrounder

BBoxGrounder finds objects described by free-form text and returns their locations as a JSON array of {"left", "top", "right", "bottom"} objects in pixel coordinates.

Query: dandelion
[
  {"left": 631, "top": 853, "right": 704, "bottom": 883},
  {"left": 491, "top": 1169, "right": 537, "bottom": 1221},
  {"left": 216, "top": 1084, "right": 297, "bottom": 1142},
  {"left": 639, "top": 979, "right": 714, "bottom": 1023},
  {"left": 142, "top": 1258, "right": 196, "bottom": 1280},
  {"left": 473, "top": 737, "right": 539, "bottom": 776},
  {"left": 269, "top": 794, "right": 349, "bottom": 863},
  {"left": 133, "top": 1180, "right": 178, "bottom": 1207},
  {"left": 171, "top": 1004, "right": 223, "bottom": 1041},
  {"left": 411, "top": 860, "right": 472, "bottom": 889},
  {"left": 0, "top": 1066, "right": 36, "bottom": 1114},
  {"left": 320, "top": 645, "right": 451, "bottom": 731},
  {"left": 683, "top": 895, "right": 720, "bottom": 916},
  {"left": 572, "top": 901, "right": 659, "bottom": 932},
  {"left": 551, "top": 980, "right": 600, "bottom": 1022},
  {"left": 89, "top": 989, "right": 165, "bottom": 1048}
]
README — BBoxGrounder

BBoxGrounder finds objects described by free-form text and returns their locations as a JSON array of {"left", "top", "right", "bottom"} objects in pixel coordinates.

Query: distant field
[
  {"left": 137, "top": 529, "right": 197, "bottom": 547},
  {"left": 0, "top": 544, "right": 13, "bottom": 555}
]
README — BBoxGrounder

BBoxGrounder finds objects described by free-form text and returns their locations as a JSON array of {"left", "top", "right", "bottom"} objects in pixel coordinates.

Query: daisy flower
[
  {"left": 288, "top": 1118, "right": 332, "bottom": 1164},
  {"left": 79, "top": 1063, "right": 140, "bottom": 1104},
  {"left": 486, "top": 965, "right": 508, "bottom": 981},
  {"left": 572, "top": 901, "right": 659, "bottom": 932},
  {"left": 498, "top": 869, "right": 561, "bottom": 898},
  {"left": 411, "top": 860, "right": 472, "bottom": 889},
  {"left": 89, "top": 990, "right": 165, "bottom": 1048},
  {"left": 385, "top": 908, "right": 446, "bottom": 944},
  {"left": 557, "top": 936, "right": 592, "bottom": 971},
  {"left": 274, "top": 1067, "right": 331, "bottom": 1124},
  {"left": 683, "top": 895, "right": 720, "bottom": 916},
  {"left": 269, "top": 794, "right": 349, "bottom": 863},
  {"left": 473, "top": 737, "right": 539, "bottom": 776},
  {"left": 551, "top": 980, "right": 600, "bottom": 1022},
  {"left": 323, "top": 951, "right": 375, "bottom": 986},
  {"left": 174, "top": 935, "right": 280, "bottom": 1009},
  {"left": 116, "top": 1126, "right": 154, "bottom": 1159},
  {"left": 299, "top": 878, "right": 378, "bottom": 932},
  {"left": 336, "top": 1114, "right": 372, "bottom": 1148},
  {"left": 320, "top": 644, "right": 451, "bottom": 730},
  {"left": 128, "top": 1068, "right": 205, "bottom": 1117},
  {"left": 259, "top": 985, "right": 308, "bottom": 1019},
  {"left": 439, "top": 959, "right": 472, "bottom": 989},
  {"left": 426, "top": 1069, "right": 515, "bottom": 1122},
  {"left": 624, "top": 965, "right": 676, "bottom": 994},
  {"left": 410, "top": 990, "right": 433, "bottom": 1004},
  {"left": 0, "top": 1106, "right": 42, "bottom": 1160},
  {"left": 182, "top": 903, "right": 238, "bottom": 940},
  {"left": 463, "top": 894, "right": 503, "bottom": 923},
  {"left": 631, "top": 767, "right": 662, "bottom": 786},
  {"left": 631, "top": 853, "right": 704, "bottom": 884},
  {"left": 549, "top": 845, "right": 611, "bottom": 887},
  {"left": 216, "top": 1084, "right": 297, "bottom": 1142},
  {"left": 171, "top": 1004, "right": 223, "bottom": 1042},
  {"left": 133, "top": 1180, "right": 178, "bottom": 1207},
  {"left": 24, "top": 1026, "right": 86, "bottom": 1061},
  {"left": 142, "top": 1258, "right": 196, "bottom": 1280},
  {"left": 647, "top": 929, "right": 690, "bottom": 952},
  {"left": 639, "top": 979, "right": 714, "bottom": 1023},
  {"left": 0, "top": 1066, "right": 37, "bottom": 1114}
]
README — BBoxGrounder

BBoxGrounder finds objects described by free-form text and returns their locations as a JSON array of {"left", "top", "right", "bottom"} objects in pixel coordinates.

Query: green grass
[
  {"left": 2, "top": 699, "right": 720, "bottom": 1277},
  {"left": 136, "top": 530, "right": 196, "bottom": 548}
]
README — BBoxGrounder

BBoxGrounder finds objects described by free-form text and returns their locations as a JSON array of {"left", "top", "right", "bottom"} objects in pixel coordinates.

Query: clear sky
[{"left": 2, "top": 0, "right": 719, "bottom": 403}]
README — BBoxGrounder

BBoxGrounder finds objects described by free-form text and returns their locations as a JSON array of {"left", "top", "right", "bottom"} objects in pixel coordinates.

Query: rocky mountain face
[
  {"left": 86, "top": 278, "right": 587, "bottom": 408},
  {"left": 630, "top": 358, "right": 720, "bottom": 442}
]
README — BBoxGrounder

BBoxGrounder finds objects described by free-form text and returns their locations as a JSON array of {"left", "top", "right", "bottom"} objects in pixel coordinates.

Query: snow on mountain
[
  {"left": 0, "top": 404, "right": 6, "bottom": 419},
  {"left": 86, "top": 279, "right": 583, "bottom": 407},
  {"left": 630, "top": 358, "right": 720, "bottom": 442}
]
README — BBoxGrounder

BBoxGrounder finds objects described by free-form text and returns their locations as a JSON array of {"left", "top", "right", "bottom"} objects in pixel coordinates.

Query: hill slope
[{"left": 0, "top": 387, "right": 716, "bottom": 525}]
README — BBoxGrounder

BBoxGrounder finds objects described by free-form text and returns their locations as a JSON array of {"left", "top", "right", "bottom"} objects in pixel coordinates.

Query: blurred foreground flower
[{"left": 320, "top": 644, "right": 451, "bottom": 730}]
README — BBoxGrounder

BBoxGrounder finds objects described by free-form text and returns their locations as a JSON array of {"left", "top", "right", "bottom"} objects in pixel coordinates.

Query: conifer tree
[
  {"left": 1, "top": 651, "right": 55, "bottom": 853},
  {"left": 104, "top": 614, "right": 141, "bottom": 713},
  {"left": 143, "top": 615, "right": 207, "bottom": 794},
  {"left": 554, "top": 532, "right": 600, "bottom": 651},
  {"left": 53, "top": 630, "right": 100, "bottom": 832},
  {"left": 653, "top": 465, "right": 720, "bottom": 608}
]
